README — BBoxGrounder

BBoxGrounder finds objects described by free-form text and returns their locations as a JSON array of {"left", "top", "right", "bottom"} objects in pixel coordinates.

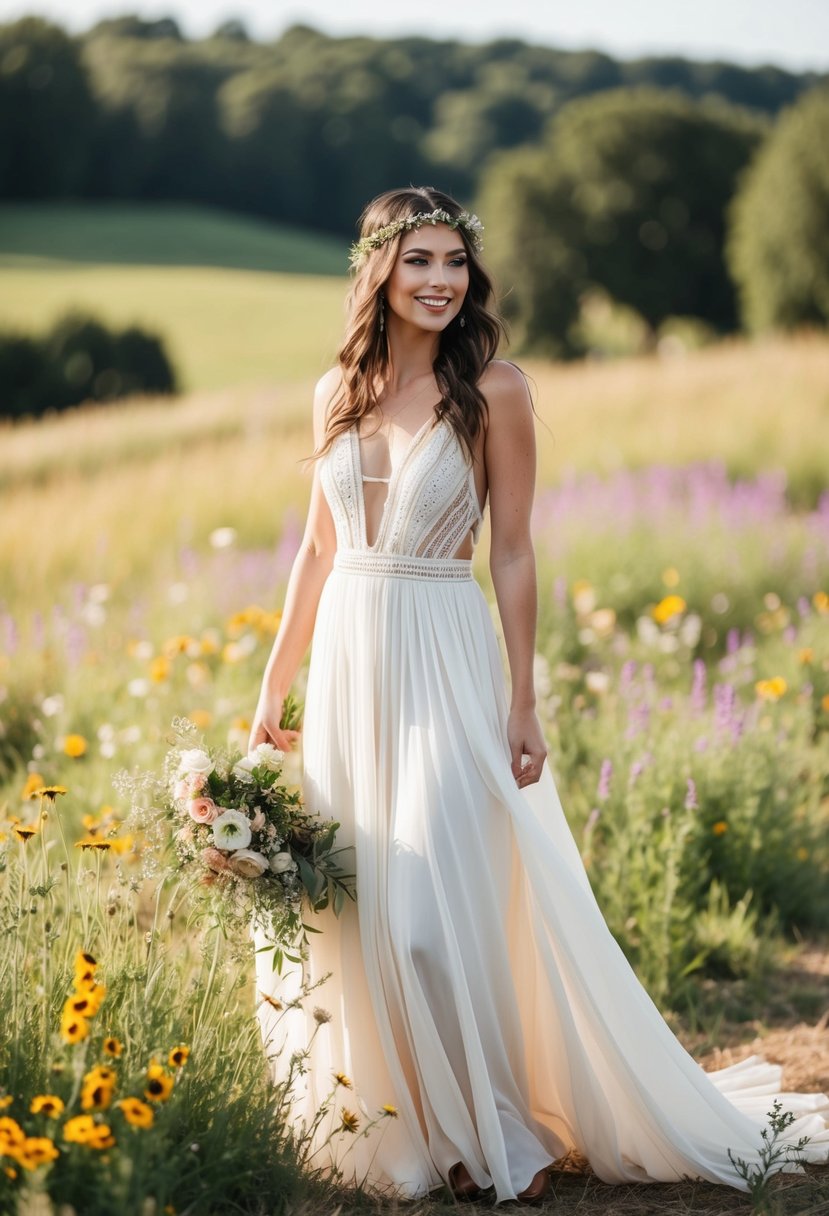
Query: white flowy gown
[{"left": 253, "top": 412, "right": 829, "bottom": 1202}]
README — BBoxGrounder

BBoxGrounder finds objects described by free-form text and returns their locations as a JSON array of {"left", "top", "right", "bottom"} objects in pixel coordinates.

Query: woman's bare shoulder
[{"left": 478, "top": 359, "right": 533, "bottom": 426}]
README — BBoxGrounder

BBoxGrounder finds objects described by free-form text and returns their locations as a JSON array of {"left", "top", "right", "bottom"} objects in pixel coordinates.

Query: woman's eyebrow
[{"left": 403, "top": 247, "right": 467, "bottom": 256}]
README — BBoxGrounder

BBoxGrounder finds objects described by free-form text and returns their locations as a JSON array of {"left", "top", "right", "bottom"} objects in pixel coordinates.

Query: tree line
[{"left": 1, "top": 16, "right": 827, "bottom": 361}]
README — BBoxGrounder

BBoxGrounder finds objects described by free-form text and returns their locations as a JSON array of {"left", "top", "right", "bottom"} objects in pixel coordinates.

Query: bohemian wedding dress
[{"left": 253, "top": 409, "right": 829, "bottom": 1203}]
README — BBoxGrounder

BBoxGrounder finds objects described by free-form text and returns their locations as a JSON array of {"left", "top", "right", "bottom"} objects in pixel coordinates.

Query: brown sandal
[
  {"left": 448, "top": 1160, "right": 483, "bottom": 1201},
  {"left": 515, "top": 1165, "right": 552, "bottom": 1206}
]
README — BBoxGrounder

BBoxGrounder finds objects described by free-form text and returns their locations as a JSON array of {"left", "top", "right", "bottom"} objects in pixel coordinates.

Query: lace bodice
[{"left": 320, "top": 415, "right": 484, "bottom": 559}]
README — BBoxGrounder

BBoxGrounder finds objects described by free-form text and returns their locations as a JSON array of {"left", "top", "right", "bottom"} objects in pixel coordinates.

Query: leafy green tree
[
  {"left": 726, "top": 85, "right": 829, "bottom": 331},
  {"left": 478, "top": 87, "right": 767, "bottom": 356},
  {"left": 0, "top": 18, "right": 97, "bottom": 197}
]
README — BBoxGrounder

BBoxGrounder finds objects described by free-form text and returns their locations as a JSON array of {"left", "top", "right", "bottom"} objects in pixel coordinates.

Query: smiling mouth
[{"left": 415, "top": 297, "right": 451, "bottom": 310}]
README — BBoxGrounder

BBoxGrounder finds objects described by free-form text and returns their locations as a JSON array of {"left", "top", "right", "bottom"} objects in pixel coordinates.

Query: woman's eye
[{"left": 404, "top": 257, "right": 468, "bottom": 267}]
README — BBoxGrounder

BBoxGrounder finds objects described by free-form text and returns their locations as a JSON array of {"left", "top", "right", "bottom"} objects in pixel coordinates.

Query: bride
[{"left": 248, "top": 184, "right": 829, "bottom": 1205}]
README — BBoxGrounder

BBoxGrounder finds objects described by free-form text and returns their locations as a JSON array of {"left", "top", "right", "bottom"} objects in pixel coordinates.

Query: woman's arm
[
  {"left": 248, "top": 370, "right": 340, "bottom": 752},
  {"left": 482, "top": 361, "right": 548, "bottom": 789}
]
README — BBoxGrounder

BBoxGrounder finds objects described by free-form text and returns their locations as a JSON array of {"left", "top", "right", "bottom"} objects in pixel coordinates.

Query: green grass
[{"left": 0, "top": 203, "right": 351, "bottom": 391}]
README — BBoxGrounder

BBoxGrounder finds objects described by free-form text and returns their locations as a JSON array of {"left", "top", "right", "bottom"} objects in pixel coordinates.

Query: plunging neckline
[{"left": 351, "top": 411, "right": 443, "bottom": 551}]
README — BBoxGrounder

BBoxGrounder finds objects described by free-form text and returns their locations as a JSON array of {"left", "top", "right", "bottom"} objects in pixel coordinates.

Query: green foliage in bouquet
[{"left": 116, "top": 716, "right": 355, "bottom": 971}]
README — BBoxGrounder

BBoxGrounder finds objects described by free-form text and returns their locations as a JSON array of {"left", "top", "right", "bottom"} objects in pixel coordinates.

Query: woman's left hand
[{"left": 507, "top": 707, "right": 548, "bottom": 789}]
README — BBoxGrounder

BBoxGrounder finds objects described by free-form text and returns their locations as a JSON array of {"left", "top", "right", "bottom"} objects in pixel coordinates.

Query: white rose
[
  {"left": 228, "top": 848, "right": 269, "bottom": 878},
  {"left": 212, "top": 809, "right": 252, "bottom": 851},
  {"left": 178, "top": 748, "right": 214, "bottom": 778},
  {"left": 248, "top": 742, "right": 284, "bottom": 772},
  {"left": 269, "top": 851, "right": 297, "bottom": 874},
  {"left": 232, "top": 756, "right": 256, "bottom": 782}
]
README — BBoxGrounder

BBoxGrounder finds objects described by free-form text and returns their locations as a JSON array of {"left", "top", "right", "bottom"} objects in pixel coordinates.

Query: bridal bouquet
[{"left": 117, "top": 716, "right": 355, "bottom": 969}]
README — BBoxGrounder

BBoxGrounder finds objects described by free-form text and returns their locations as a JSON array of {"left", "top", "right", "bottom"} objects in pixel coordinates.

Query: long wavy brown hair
[{"left": 312, "top": 185, "right": 508, "bottom": 465}]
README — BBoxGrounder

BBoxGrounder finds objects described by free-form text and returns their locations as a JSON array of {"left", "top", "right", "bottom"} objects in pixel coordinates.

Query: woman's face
[{"left": 383, "top": 223, "right": 470, "bottom": 333}]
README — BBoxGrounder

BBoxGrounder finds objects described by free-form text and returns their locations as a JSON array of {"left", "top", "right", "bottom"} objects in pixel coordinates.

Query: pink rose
[
  {"left": 202, "top": 847, "right": 229, "bottom": 872},
  {"left": 189, "top": 797, "right": 219, "bottom": 824},
  {"left": 189, "top": 772, "right": 207, "bottom": 794},
  {"left": 249, "top": 806, "right": 266, "bottom": 832}
]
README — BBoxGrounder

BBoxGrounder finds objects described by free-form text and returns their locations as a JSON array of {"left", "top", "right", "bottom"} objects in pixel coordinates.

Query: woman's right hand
[{"left": 247, "top": 695, "right": 301, "bottom": 755}]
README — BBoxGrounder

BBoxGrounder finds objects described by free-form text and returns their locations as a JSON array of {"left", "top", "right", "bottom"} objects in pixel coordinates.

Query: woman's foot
[
  {"left": 448, "top": 1160, "right": 483, "bottom": 1201},
  {"left": 515, "top": 1165, "right": 552, "bottom": 1206}
]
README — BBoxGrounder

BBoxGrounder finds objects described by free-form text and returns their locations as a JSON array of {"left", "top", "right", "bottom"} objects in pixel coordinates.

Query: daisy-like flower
[
  {"left": 115, "top": 1097, "right": 154, "bottom": 1129},
  {"left": 15, "top": 1136, "right": 60, "bottom": 1169},
  {"left": 13, "top": 825, "right": 38, "bottom": 842},
  {"left": 85, "top": 1123, "right": 115, "bottom": 1150},
  {"left": 30, "top": 1095, "right": 65, "bottom": 1118},
  {"left": 80, "top": 1081, "right": 113, "bottom": 1112},
  {"left": 339, "top": 1108, "right": 360, "bottom": 1133},
  {"left": 333, "top": 1072, "right": 352, "bottom": 1089},
  {"left": 381, "top": 1104, "right": 398, "bottom": 1117},
  {"left": 31, "top": 784, "right": 68, "bottom": 802},
  {"left": 168, "top": 1045, "right": 190, "bottom": 1068},
  {"left": 0, "top": 1117, "right": 25, "bottom": 1150},
  {"left": 103, "top": 1036, "right": 123, "bottom": 1058},
  {"left": 60, "top": 1013, "right": 90, "bottom": 1044},
  {"left": 0, "top": 1096, "right": 13, "bottom": 1110},
  {"left": 144, "top": 1062, "right": 174, "bottom": 1103},
  {"left": 62, "top": 1114, "right": 97, "bottom": 1144},
  {"left": 21, "top": 773, "right": 45, "bottom": 799}
]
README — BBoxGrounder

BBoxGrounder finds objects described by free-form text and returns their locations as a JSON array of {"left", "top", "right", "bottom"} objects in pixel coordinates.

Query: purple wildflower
[
  {"left": 597, "top": 759, "right": 613, "bottom": 802},
  {"left": 690, "top": 659, "right": 707, "bottom": 713},
  {"left": 685, "top": 778, "right": 698, "bottom": 811}
]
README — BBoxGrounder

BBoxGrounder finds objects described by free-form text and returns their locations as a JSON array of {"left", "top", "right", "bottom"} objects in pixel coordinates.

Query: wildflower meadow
[{"left": 1, "top": 334, "right": 828, "bottom": 1214}]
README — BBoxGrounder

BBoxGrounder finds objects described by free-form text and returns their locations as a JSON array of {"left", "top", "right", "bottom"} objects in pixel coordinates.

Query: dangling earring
[
  {"left": 459, "top": 313, "right": 466, "bottom": 328},
  {"left": 379, "top": 294, "right": 385, "bottom": 332}
]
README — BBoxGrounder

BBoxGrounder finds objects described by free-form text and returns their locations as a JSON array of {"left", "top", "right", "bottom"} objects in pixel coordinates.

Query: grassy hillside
[{"left": 0, "top": 203, "right": 350, "bottom": 390}]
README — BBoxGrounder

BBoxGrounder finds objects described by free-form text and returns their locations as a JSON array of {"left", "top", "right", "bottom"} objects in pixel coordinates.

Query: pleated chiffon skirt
[{"left": 254, "top": 553, "right": 829, "bottom": 1203}]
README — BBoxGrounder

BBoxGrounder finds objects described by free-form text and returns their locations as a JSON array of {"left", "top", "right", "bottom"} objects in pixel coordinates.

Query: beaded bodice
[{"left": 320, "top": 415, "right": 484, "bottom": 559}]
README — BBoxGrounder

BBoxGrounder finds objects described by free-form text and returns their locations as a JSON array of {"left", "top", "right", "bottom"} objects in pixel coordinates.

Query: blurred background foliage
[{"left": 0, "top": 16, "right": 827, "bottom": 368}]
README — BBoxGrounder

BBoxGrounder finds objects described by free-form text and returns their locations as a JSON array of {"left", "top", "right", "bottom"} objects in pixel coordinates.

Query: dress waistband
[{"left": 333, "top": 549, "right": 473, "bottom": 581}]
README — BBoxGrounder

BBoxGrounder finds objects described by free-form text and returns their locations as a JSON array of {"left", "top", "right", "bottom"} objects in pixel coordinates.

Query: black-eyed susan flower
[
  {"left": 80, "top": 1081, "right": 113, "bottom": 1112},
  {"left": 84, "top": 1066, "right": 116, "bottom": 1087},
  {"left": 74, "top": 950, "right": 97, "bottom": 977},
  {"left": 13, "top": 825, "right": 38, "bottom": 843},
  {"left": 144, "top": 1063, "right": 174, "bottom": 1103},
  {"left": 62, "top": 1115, "right": 97, "bottom": 1144},
  {"left": 85, "top": 1123, "right": 115, "bottom": 1150},
  {"left": 333, "top": 1072, "right": 352, "bottom": 1089},
  {"left": 32, "top": 784, "right": 68, "bottom": 803},
  {"left": 60, "top": 1012, "right": 90, "bottom": 1044},
  {"left": 16, "top": 1136, "right": 60, "bottom": 1169},
  {"left": 102, "top": 1036, "right": 123, "bottom": 1058},
  {"left": 381, "top": 1104, "right": 398, "bottom": 1118},
  {"left": 30, "top": 1095, "right": 65, "bottom": 1118},
  {"left": 0, "top": 1117, "right": 24, "bottom": 1151},
  {"left": 339, "top": 1108, "right": 359, "bottom": 1133},
  {"left": 168, "top": 1045, "right": 189, "bottom": 1068},
  {"left": 115, "top": 1097, "right": 154, "bottom": 1129}
]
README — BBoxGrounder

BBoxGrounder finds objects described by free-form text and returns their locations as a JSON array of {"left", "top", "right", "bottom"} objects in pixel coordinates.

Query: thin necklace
[{"left": 365, "top": 378, "right": 438, "bottom": 432}]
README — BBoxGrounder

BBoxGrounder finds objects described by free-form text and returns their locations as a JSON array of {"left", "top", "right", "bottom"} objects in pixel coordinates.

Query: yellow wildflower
[
  {"left": 149, "top": 655, "right": 170, "bottom": 683},
  {"left": 144, "top": 1063, "right": 174, "bottom": 1103},
  {"left": 115, "top": 1097, "right": 154, "bottom": 1129},
  {"left": 62, "top": 1115, "right": 97, "bottom": 1144},
  {"left": 0, "top": 1096, "right": 13, "bottom": 1110},
  {"left": 381, "top": 1104, "right": 398, "bottom": 1117},
  {"left": 85, "top": 1123, "right": 115, "bottom": 1150},
  {"left": 168, "top": 1045, "right": 190, "bottom": 1068},
  {"left": 30, "top": 1095, "right": 65, "bottom": 1118},
  {"left": 755, "top": 677, "right": 787, "bottom": 701},
  {"left": 63, "top": 735, "right": 87, "bottom": 759},
  {"left": 712, "top": 821, "right": 729, "bottom": 836},
  {"left": 340, "top": 1108, "right": 360, "bottom": 1133},
  {"left": 0, "top": 1117, "right": 25, "bottom": 1150},
  {"left": 652, "top": 595, "right": 686, "bottom": 625},
  {"left": 13, "top": 824, "right": 38, "bottom": 842},
  {"left": 103, "top": 1037, "right": 123, "bottom": 1058},
  {"left": 661, "top": 566, "right": 680, "bottom": 588},
  {"left": 333, "top": 1072, "right": 352, "bottom": 1088},
  {"left": 80, "top": 1081, "right": 113, "bottom": 1112},
  {"left": 59, "top": 1013, "right": 90, "bottom": 1045},
  {"left": 15, "top": 1136, "right": 60, "bottom": 1169},
  {"left": 813, "top": 590, "right": 828, "bottom": 614},
  {"left": 21, "top": 773, "right": 45, "bottom": 799},
  {"left": 35, "top": 785, "right": 68, "bottom": 802},
  {"left": 73, "top": 951, "right": 97, "bottom": 984},
  {"left": 797, "top": 648, "right": 814, "bottom": 664}
]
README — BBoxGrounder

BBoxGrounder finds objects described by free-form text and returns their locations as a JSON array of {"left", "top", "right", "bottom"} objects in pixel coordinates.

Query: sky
[{"left": 2, "top": 0, "right": 829, "bottom": 73}]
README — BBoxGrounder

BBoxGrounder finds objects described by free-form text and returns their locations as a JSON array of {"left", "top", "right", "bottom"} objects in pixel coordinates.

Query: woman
[{"left": 249, "top": 185, "right": 828, "bottom": 1206}]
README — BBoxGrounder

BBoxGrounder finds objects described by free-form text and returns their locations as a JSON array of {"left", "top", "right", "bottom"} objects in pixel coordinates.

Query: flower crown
[{"left": 348, "top": 207, "right": 484, "bottom": 268}]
